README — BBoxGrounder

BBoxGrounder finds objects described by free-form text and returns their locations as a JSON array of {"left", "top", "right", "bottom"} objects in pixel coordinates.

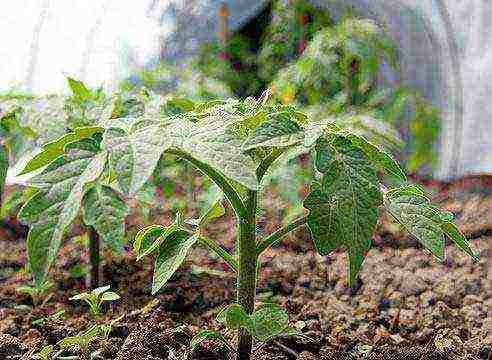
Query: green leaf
[
  {"left": 250, "top": 303, "right": 289, "bottom": 341},
  {"left": 169, "top": 117, "right": 258, "bottom": 190},
  {"left": 164, "top": 98, "right": 195, "bottom": 115},
  {"left": 101, "top": 291, "right": 120, "bottom": 301},
  {"left": 190, "top": 330, "right": 231, "bottom": 351},
  {"left": 440, "top": 222, "right": 480, "bottom": 263},
  {"left": 343, "top": 132, "right": 406, "bottom": 182},
  {"left": 67, "top": 77, "right": 92, "bottom": 101},
  {"left": 69, "top": 292, "right": 90, "bottom": 301},
  {"left": 303, "top": 118, "right": 338, "bottom": 148},
  {"left": 216, "top": 304, "right": 250, "bottom": 330},
  {"left": 384, "top": 187, "right": 446, "bottom": 261},
  {"left": 152, "top": 232, "right": 198, "bottom": 294},
  {"left": 92, "top": 285, "right": 111, "bottom": 295},
  {"left": 303, "top": 135, "right": 382, "bottom": 285},
  {"left": 133, "top": 224, "right": 167, "bottom": 258},
  {"left": 18, "top": 140, "right": 106, "bottom": 285},
  {"left": 384, "top": 186, "right": 480, "bottom": 263},
  {"left": 83, "top": 184, "right": 128, "bottom": 253},
  {"left": 242, "top": 112, "right": 304, "bottom": 151},
  {"left": 198, "top": 194, "right": 225, "bottom": 227},
  {"left": 102, "top": 122, "right": 170, "bottom": 196},
  {"left": 20, "top": 126, "right": 103, "bottom": 175},
  {"left": 135, "top": 217, "right": 187, "bottom": 262}
]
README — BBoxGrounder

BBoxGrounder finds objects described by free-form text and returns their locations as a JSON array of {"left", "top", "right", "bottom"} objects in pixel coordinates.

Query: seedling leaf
[
  {"left": 152, "top": 232, "right": 198, "bottom": 294},
  {"left": 250, "top": 303, "right": 289, "bottom": 342},
  {"left": 18, "top": 140, "right": 107, "bottom": 285},
  {"left": 216, "top": 303, "right": 250, "bottom": 330},
  {"left": 83, "top": 184, "right": 129, "bottom": 253},
  {"left": 242, "top": 112, "right": 304, "bottom": 151},
  {"left": 304, "top": 135, "right": 381, "bottom": 285},
  {"left": 101, "top": 291, "right": 120, "bottom": 301},
  {"left": 191, "top": 330, "right": 231, "bottom": 351}
]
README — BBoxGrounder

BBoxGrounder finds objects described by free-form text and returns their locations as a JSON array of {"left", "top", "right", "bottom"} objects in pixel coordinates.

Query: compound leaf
[
  {"left": 304, "top": 135, "right": 381, "bottom": 285},
  {"left": 133, "top": 224, "right": 167, "bottom": 259},
  {"left": 343, "top": 132, "right": 406, "bottom": 182},
  {"left": 103, "top": 122, "right": 170, "bottom": 196},
  {"left": 83, "top": 184, "right": 128, "bottom": 253},
  {"left": 384, "top": 186, "right": 480, "bottom": 263},
  {"left": 242, "top": 112, "right": 304, "bottom": 151},
  {"left": 18, "top": 140, "right": 106, "bottom": 285},
  {"left": 20, "top": 126, "right": 103, "bottom": 175},
  {"left": 172, "top": 117, "right": 258, "bottom": 190},
  {"left": 152, "top": 232, "right": 197, "bottom": 294}
]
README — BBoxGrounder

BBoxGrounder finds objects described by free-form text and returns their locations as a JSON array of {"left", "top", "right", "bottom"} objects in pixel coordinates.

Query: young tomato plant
[
  {"left": 17, "top": 78, "right": 129, "bottom": 289},
  {"left": 19, "top": 91, "right": 479, "bottom": 360},
  {"left": 70, "top": 285, "right": 120, "bottom": 318},
  {"left": 16, "top": 280, "right": 54, "bottom": 307}
]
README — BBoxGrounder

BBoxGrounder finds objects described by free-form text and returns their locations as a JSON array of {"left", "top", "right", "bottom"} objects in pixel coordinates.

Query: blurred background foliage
[{"left": 1, "top": 0, "right": 441, "bottom": 238}]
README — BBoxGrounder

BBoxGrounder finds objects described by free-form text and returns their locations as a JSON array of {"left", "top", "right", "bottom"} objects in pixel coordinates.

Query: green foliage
[
  {"left": 193, "top": 302, "right": 292, "bottom": 355},
  {"left": 384, "top": 185, "right": 480, "bottom": 263},
  {"left": 304, "top": 134, "right": 382, "bottom": 285},
  {"left": 32, "top": 309, "right": 66, "bottom": 326},
  {"left": 0, "top": 144, "right": 7, "bottom": 205},
  {"left": 16, "top": 280, "right": 54, "bottom": 306},
  {"left": 18, "top": 87, "right": 477, "bottom": 360},
  {"left": 32, "top": 345, "right": 58, "bottom": 360},
  {"left": 82, "top": 184, "right": 128, "bottom": 253},
  {"left": 58, "top": 324, "right": 101, "bottom": 356},
  {"left": 191, "top": 330, "right": 232, "bottom": 352},
  {"left": 258, "top": 0, "right": 333, "bottom": 81},
  {"left": 18, "top": 140, "right": 107, "bottom": 285},
  {"left": 70, "top": 285, "right": 120, "bottom": 318}
]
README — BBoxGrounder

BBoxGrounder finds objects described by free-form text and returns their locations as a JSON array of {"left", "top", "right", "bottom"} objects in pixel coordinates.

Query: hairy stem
[
  {"left": 88, "top": 226, "right": 100, "bottom": 289},
  {"left": 256, "top": 216, "right": 308, "bottom": 255},
  {"left": 198, "top": 234, "right": 238, "bottom": 272},
  {"left": 0, "top": 144, "right": 7, "bottom": 211},
  {"left": 236, "top": 189, "right": 257, "bottom": 360}
]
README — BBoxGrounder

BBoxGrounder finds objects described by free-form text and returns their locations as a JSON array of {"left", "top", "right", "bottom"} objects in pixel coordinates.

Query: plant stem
[
  {"left": 256, "top": 216, "right": 308, "bottom": 255},
  {"left": 88, "top": 226, "right": 100, "bottom": 289},
  {"left": 236, "top": 189, "right": 257, "bottom": 360},
  {"left": 198, "top": 234, "right": 238, "bottom": 272},
  {"left": 0, "top": 143, "right": 8, "bottom": 212}
]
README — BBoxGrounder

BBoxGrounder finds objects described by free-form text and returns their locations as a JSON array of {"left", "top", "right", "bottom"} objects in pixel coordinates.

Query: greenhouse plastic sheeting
[{"left": 0, "top": 0, "right": 160, "bottom": 94}]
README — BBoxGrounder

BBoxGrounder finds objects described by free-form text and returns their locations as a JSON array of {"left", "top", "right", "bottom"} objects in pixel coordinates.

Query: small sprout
[
  {"left": 191, "top": 330, "right": 233, "bottom": 353},
  {"left": 33, "top": 345, "right": 56, "bottom": 360},
  {"left": 58, "top": 324, "right": 101, "bottom": 358},
  {"left": 32, "top": 309, "right": 66, "bottom": 325},
  {"left": 70, "top": 285, "right": 120, "bottom": 318},
  {"left": 16, "top": 280, "right": 54, "bottom": 306}
]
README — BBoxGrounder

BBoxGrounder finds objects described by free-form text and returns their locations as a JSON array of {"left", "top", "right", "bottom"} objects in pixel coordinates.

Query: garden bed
[{"left": 0, "top": 183, "right": 490, "bottom": 360}]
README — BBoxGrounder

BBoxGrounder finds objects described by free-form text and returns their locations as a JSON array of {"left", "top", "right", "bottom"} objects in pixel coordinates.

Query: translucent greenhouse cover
[{"left": 1, "top": 0, "right": 491, "bottom": 180}]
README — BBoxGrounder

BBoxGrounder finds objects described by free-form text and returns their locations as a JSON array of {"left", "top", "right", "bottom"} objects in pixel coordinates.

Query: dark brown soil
[{"left": 0, "top": 181, "right": 490, "bottom": 360}]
